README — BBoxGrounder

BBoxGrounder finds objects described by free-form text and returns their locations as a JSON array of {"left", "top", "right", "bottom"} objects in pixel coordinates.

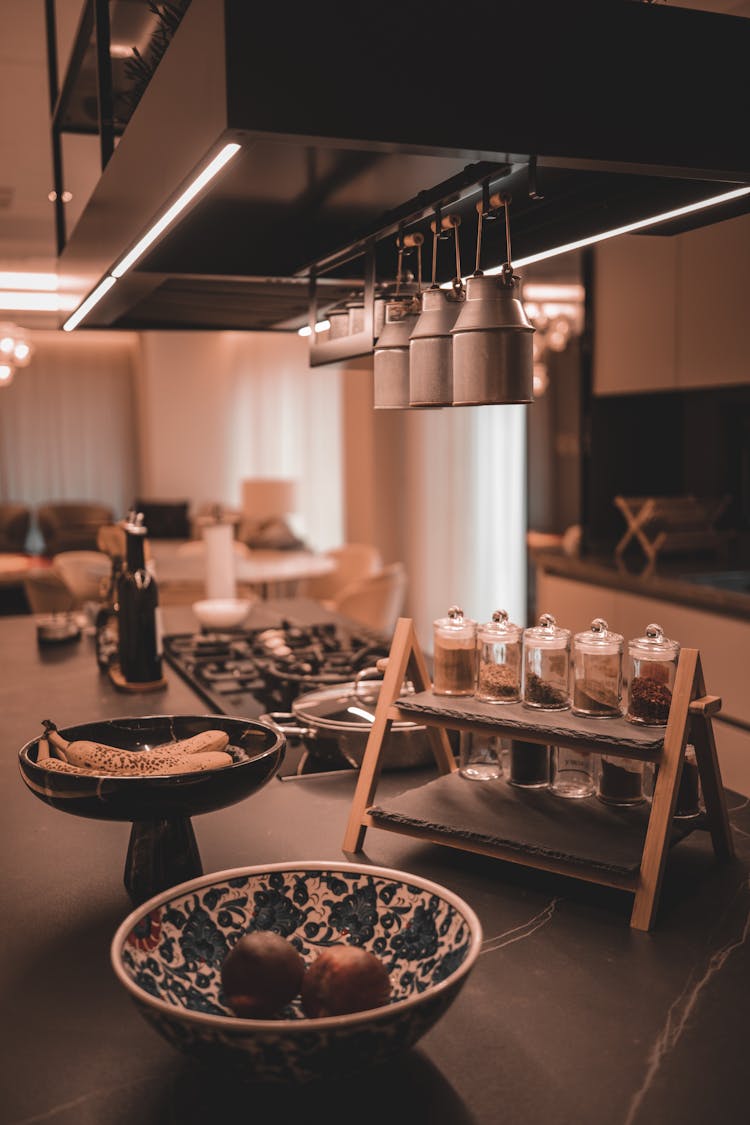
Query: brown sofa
[
  {"left": 37, "top": 501, "right": 115, "bottom": 555},
  {"left": 0, "top": 503, "right": 31, "bottom": 553}
]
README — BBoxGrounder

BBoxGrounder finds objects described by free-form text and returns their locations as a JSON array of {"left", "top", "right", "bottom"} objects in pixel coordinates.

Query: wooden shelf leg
[
  {"left": 690, "top": 659, "right": 735, "bottom": 861},
  {"left": 630, "top": 648, "right": 697, "bottom": 931},
  {"left": 342, "top": 618, "right": 425, "bottom": 854}
]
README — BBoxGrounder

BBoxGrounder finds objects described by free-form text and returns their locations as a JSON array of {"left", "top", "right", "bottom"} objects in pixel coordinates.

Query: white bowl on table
[{"left": 191, "top": 597, "right": 253, "bottom": 630}]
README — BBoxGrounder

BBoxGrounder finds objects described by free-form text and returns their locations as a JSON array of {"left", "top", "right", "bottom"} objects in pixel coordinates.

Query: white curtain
[
  {"left": 403, "top": 404, "right": 527, "bottom": 651},
  {"left": 136, "top": 332, "right": 344, "bottom": 551},
  {"left": 0, "top": 332, "right": 139, "bottom": 547},
  {"left": 225, "top": 333, "right": 344, "bottom": 550}
]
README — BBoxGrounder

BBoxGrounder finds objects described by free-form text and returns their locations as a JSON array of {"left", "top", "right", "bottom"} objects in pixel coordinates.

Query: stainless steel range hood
[{"left": 55, "top": 0, "right": 750, "bottom": 335}]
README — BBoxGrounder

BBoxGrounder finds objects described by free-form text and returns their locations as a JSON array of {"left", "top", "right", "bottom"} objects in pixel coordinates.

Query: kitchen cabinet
[
  {"left": 594, "top": 234, "right": 679, "bottom": 395},
  {"left": 593, "top": 212, "right": 750, "bottom": 395}
]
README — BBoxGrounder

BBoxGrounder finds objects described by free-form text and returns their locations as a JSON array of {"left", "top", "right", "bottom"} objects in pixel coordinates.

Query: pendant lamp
[{"left": 451, "top": 195, "right": 534, "bottom": 406}]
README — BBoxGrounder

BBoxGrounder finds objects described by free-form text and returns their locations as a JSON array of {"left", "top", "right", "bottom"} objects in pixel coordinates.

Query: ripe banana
[
  {"left": 152, "top": 729, "right": 230, "bottom": 755},
  {"left": 41, "top": 720, "right": 234, "bottom": 775},
  {"left": 38, "top": 757, "right": 93, "bottom": 775}
]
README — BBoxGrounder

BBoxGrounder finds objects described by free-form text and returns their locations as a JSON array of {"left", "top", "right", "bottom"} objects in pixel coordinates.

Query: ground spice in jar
[
  {"left": 524, "top": 672, "right": 568, "bottom": 708},
  {"left": 477, "top": 661, "right": 519, "bottom": 700},
  {"left": 629, "top": 676, "right": 672, "bottom": 723},
  {"left": 508, "top": 741, "right": 550, "bottom": 787},
  {"left": 597, "top": 757, "right": 645, "bottom": 805}
]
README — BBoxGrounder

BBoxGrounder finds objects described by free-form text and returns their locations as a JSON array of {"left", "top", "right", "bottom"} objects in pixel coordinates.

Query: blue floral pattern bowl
[{"left": 111, "top": 861, "right": 482, "bottom": 1083}]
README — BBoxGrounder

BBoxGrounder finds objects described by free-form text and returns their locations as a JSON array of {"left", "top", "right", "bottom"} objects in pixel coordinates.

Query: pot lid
[{"left": 292, "top": 681, "right": 422, "bottom": 731}]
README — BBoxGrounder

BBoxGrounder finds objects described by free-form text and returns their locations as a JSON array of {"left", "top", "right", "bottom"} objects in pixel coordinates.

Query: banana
[
  {"left": 39, "top": 747, "right": 233, "bottom": 776},
  {"left": 42, "top": 721, "right": 232, "bottom": 760},
  {"left": 38, "top": 757, "right": 94, "bottom": 775},
  {"left": 152, "top": 730, "right": 230, "bottom": 755}
]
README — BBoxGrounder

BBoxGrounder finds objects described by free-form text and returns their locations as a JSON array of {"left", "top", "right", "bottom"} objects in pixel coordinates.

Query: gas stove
[{"left": 163, "top": 617, "right": 390, "bottom": 721}]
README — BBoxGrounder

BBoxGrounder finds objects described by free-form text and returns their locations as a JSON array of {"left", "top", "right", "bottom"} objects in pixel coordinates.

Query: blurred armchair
[
  {"left": 37, "top": 501, "right": 114, "bottom": 555},
  {"left": 0, "top": 503, "right": 31, "bottom": 553},
  {"left": 328, "top": 562, "right": 407, "bottom": 635}
]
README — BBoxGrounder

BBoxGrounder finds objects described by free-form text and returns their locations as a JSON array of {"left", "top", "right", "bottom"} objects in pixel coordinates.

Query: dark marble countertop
[
  {"left": 531, "top": 549, "right": 750, "bottom": 620},
  {"left": 2, "top": 602, "right": 750, "bottom": 1125}
]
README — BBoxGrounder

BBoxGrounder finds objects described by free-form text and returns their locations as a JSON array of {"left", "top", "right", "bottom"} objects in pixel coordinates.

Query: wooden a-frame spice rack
[{"left": 343, "top": 618, "right": 735, "bottom": 931}]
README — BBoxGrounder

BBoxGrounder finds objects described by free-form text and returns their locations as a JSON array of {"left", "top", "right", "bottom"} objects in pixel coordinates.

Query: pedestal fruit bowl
[{"left": 18, "top": 714, "right": 285, "bottom": 903}]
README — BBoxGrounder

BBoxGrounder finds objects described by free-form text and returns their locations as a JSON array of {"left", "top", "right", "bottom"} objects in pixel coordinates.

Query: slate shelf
[
  {"left": 392, "top": 691, "right": 666, "bottom": 762},
  {"left": 369, "top": 771, "right": 701, "bottom": 883}
]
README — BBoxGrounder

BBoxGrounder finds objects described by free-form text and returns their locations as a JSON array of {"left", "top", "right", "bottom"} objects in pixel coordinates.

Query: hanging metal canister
[
  {"left": 409, "top": 214, "right": 465, "bottom": 407},
  {"left": 451, "top": 195, "right": 534, "bottom": 406},
  {"left": 373, "top": 233, "right": 424, "bottom": 410},
  {"left": 373, "top": 295, "right": 422, "bottom": 409}
]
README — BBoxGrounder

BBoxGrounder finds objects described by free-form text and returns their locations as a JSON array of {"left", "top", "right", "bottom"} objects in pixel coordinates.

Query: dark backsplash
[{"left": 582, "top": 384, "right": 750, "bottom": 564}]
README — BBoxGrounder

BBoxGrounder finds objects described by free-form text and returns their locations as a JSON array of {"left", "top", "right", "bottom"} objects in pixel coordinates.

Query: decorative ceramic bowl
[
  {"left": 111, "top": 861, "right": 482, "bottom": 1083},
  {"left": 192, "top": 598, "right": 253, "bottom": 630},
  {"left": 18, "top": 715, "right": 285, "bottom": 904}
]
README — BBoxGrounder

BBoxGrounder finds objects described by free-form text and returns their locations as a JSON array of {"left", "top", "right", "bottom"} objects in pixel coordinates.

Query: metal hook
[{"left": 528, "top": 155, "right": 544, "bottom": 201}]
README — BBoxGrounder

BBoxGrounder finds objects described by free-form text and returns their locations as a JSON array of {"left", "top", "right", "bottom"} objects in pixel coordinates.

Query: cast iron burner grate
[{"left": 163, "top": 620, "right": 390, "bottom": 720}]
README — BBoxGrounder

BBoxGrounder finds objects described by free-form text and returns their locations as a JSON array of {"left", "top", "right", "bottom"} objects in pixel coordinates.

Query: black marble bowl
[{"left": 18, "top": 715, "right": 286, "bottom": 904}]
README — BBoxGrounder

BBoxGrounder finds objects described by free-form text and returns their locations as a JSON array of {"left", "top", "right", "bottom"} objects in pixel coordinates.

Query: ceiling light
[
  {"left": 111, "top": 143, "right": 241, "bottom": 279},
  {"left": 0, "top": 323, "right": 33, "bottom": 387},
  {"left": 0, "top": 272, "right": 58, "bottom": 291},
  {"left": 63, "top": 143, "right": 242, "bottom": 332},
  {"left": 505, "top": 184, "right": 750, "bottom": 272},
  {"left": 0, "top": 292, "right": 78, "bottom": 312},
  {"left": 62, "top": 276, "right": 117, "bottom": 331},
  {"left": 297, "top": 319, "right": 331, "bottom": 337}
]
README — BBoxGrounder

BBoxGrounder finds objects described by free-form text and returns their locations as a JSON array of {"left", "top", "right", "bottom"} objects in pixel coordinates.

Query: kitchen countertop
[
  {"left": 531, "top": 548, "right": 750, "bottom": 620},
  {"left": 2, "top": 601, "right": 750, "bottom": 1125}
]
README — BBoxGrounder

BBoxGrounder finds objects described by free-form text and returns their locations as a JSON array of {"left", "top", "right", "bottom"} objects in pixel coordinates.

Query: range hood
[{"left": 55, "top": 0, "right": 750, "bottom": 336}]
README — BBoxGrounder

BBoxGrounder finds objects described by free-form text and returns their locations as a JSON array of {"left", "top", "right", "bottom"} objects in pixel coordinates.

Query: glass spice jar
[
  {"left": 597, "top": 754, "right": 646, "bottom": 807},
  {"left": 626, "top": 623, "right": 680, "bottom": 726},
  {"left": 522, "top": 613, "right": 571, "bottom": 711},
  {"left": 475, "top": 609, "right": 522, "bottom": 704},
  {"left": 433, "top": 605, "right": 477, "bottom": 696},
  {"left": 572, "top": 618, "right": 624, "bottom": 718}
]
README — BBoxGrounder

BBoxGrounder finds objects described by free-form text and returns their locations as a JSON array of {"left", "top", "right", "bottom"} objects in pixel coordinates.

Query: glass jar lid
[
  {"left": 434, "top": 605, "right": 477, "bottom": 634},
  {"left": 628, "top": 622, "right": 680, "bottom": 660},
  {"left": 478, "top": 608, "right": 522, "bottom": 642},
  {"left": 523, "top": 612, "right": 571, "bottom": 649},
  {"left": 574, "top": 617, "right": 623, "bottom": 655}
]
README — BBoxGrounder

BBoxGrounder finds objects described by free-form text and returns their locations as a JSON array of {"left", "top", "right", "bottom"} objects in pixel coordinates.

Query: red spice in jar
[{"left": 628, "top": 676, "right": 672, "bottom": 723}]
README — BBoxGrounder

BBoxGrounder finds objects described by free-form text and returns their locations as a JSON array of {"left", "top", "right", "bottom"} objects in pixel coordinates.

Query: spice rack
[{"left": 342, "top": 619, "right": 734, "bottom": 931}]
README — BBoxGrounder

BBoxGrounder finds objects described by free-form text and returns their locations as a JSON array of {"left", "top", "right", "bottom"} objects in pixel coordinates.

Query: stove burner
[{"left": 163, "top": 618, "right": 390, "bottom": 720}]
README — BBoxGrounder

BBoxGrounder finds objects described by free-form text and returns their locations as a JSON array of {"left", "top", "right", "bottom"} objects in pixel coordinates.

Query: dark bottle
[
  {"left": 117, "top": 512, "right": 162, "bottom": 683},
  {"left": 95, "top": 552, "right": 122, "bottom": 672}
]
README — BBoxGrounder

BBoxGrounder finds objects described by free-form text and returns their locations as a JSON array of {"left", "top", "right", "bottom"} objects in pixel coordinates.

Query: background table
[{"left": 149, "top": 544, "right": 335, "bottom": 601}]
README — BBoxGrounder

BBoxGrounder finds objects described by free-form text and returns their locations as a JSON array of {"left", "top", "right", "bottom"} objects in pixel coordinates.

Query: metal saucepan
[{"left": 260, "top": 669, "right": 433, "bottom": 771}]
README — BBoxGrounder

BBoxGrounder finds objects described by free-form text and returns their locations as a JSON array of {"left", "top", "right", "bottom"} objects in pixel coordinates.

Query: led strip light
[
  {"left": 62, "top": 143, "right": 241, "bottom": 331},
  {"left": 63, "top": 157, "right": 750, "bottom": 331}
]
